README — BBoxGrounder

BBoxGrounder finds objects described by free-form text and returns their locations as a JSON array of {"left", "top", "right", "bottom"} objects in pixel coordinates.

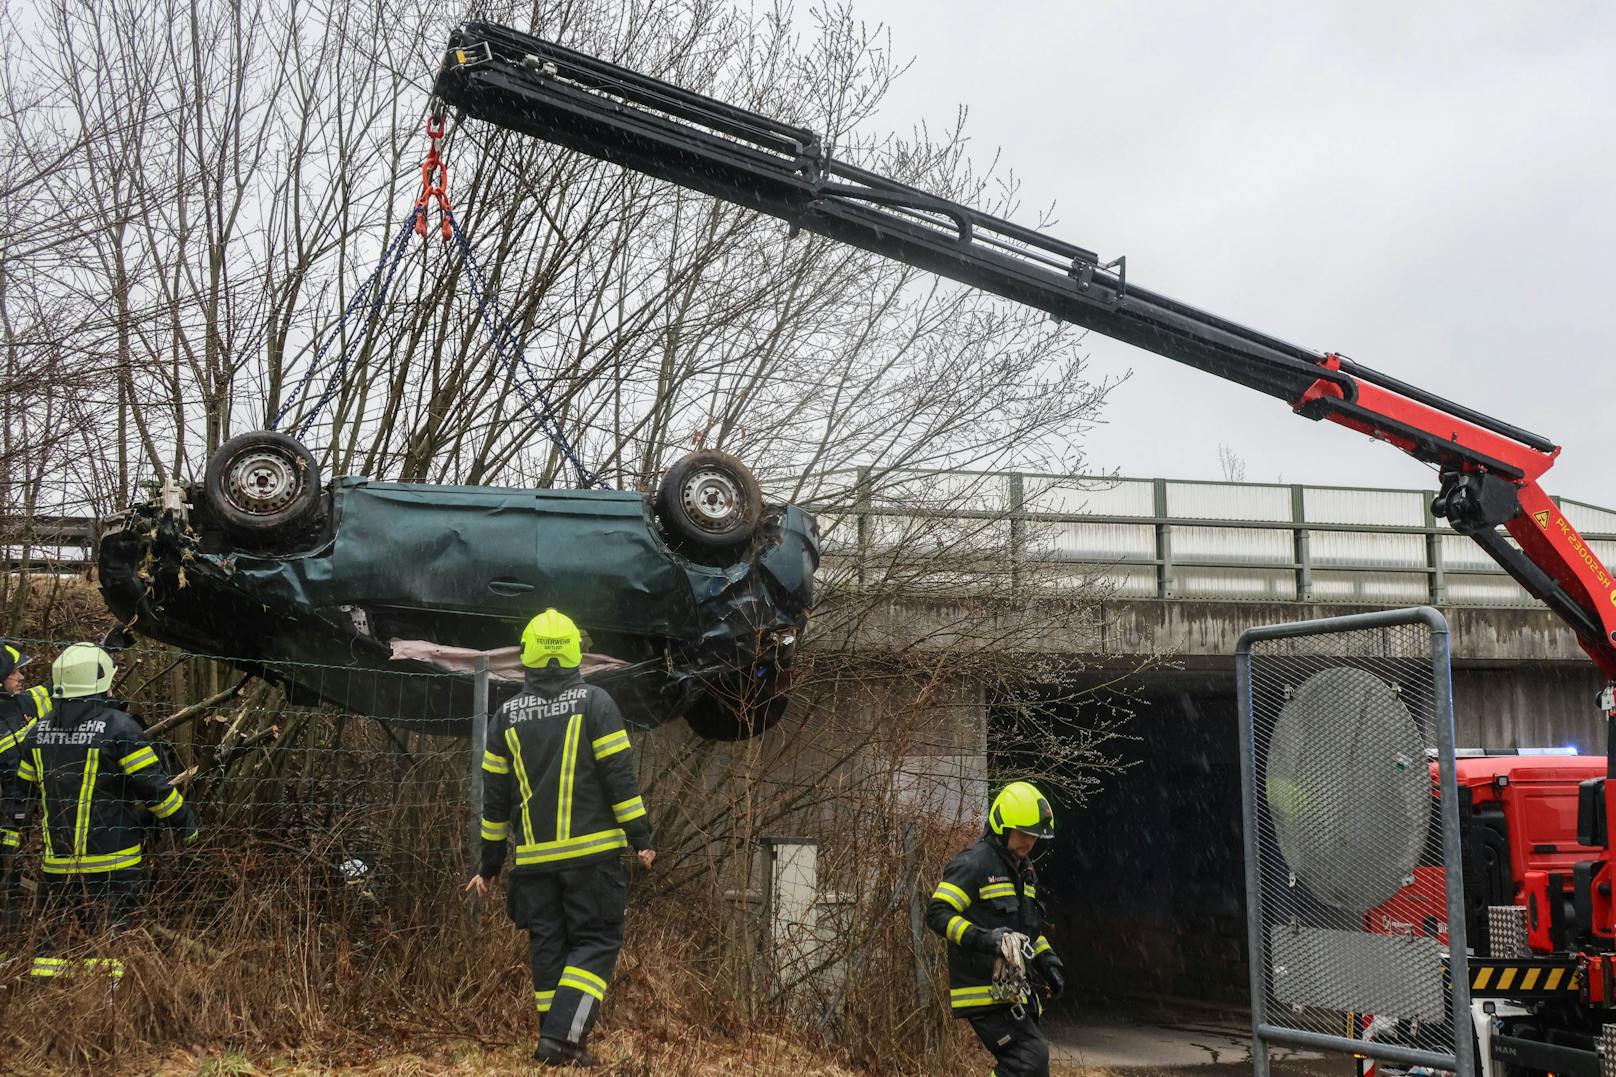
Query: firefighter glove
[
  {"left": 1038, "top": 954, "right": 1066, "bottom": 1000},
  {"left": 977, "top": 926, "right": 1010, "bottom": 955}
]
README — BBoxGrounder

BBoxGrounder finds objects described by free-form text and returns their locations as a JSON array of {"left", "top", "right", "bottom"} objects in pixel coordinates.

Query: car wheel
[
  {"left": 204, "top": 431, "right": 322, "bottom": 540},
  {"left": 655, "top": 450, "right": 763, "bottom": 556}
]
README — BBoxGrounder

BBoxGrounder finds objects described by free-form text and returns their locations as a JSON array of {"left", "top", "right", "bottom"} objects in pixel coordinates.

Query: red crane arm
[{"left": 1300, "top": 356, "right": 1616, "bottom": 678}]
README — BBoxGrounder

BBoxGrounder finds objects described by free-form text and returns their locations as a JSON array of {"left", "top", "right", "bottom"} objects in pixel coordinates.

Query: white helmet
[{"left": 52, "top": 643, "right": 115, "bottom": 699}]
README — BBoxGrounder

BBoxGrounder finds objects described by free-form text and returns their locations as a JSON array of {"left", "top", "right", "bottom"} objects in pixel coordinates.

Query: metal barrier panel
[{"left": 1236, "top": 607, "right": 1472, "bottom": 1077}]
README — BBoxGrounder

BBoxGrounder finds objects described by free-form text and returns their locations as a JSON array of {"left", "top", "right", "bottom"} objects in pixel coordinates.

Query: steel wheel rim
[
  {"left": 680, "top": 466, "right": 744, "bottom": 533},
  {"left": 226, "top": 449, "right": 302, "bottom": 516}
]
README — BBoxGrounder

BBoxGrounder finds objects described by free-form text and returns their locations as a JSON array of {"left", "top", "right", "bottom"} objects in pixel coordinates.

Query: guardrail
[
  {"left": 807, "top": 471, "right": 1616, "bottom": 609},
  {"left": 0, "top": 514, "right": 97, "bottom": 569}
]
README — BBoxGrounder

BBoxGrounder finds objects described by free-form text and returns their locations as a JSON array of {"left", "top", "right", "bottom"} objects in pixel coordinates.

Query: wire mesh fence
[
  {"left": 1238, "top": 608, "right": 1472, "bottom": 1076},
  {"left": 0, "top": 639, "right": 478, "bottom": 999},
  {"left": 0, "top": 634, "right": 1096, "bottom": 1073}
]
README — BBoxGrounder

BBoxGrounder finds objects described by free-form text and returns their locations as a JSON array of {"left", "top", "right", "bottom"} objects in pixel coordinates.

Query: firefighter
[
  {"left": 464, "top": 609, "right": 655, "bottom": 1068},
  {"left": 1, "top": 641, "right": 53, "bottom": 916},
  {"left": 12, "top": 642, "right": 198, "bottom": 979},
  {"left": 926, "top": 780, "right": 1068, "bottom": 1077}
]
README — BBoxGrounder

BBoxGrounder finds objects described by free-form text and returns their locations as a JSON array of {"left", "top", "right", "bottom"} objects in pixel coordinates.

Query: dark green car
[{"left": 98, "top": 432, "right": 818, "bottom": 738}]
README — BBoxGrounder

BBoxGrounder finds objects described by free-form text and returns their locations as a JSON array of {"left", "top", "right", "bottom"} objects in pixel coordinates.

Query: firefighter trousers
[
  {"left": 967, "top": 1005, "right": 1050, "bottom": 1077},
  {"left": 0, "top": 848, "right": 23, "bottom": 933},
  {"left": 31, "top": 868, "right": 144, "bottom": 980},
  {"left": 507, "top": 858, "right": 627, "bottom": 1046}
]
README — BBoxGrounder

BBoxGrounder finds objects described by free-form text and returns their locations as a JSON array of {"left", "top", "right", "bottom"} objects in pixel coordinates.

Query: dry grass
[
  {"left": 21, "top": 1035, "right": 1113, "bottom": 1076},
  {"left": 65, "top": 1030, "right": 868, "bottom": 1077},
  {"left": 0, "top": 882, "right": 982, "bottom": 1076}
]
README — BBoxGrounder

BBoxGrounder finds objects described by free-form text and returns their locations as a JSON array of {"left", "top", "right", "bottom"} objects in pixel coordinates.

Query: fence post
[
  {"left": 905, "top": 824, "right": 931, "bottom": 1050},
  {"left": 468, "top": 656, "right": 489, "bottom": 873}
]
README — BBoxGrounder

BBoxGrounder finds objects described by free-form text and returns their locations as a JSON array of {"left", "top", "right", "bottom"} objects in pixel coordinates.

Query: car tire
[
  {"left": 204, "top": 431, "right": 322, "bottom": 540},
  {"left": 655, "top": 450, "right": 763, "bottom": 557}
]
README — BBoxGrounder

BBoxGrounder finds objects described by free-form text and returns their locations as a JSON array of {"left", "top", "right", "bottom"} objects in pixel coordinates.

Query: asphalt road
[{"left": 1050, "top": 1007, "right": 1360, "bottom": 1075}]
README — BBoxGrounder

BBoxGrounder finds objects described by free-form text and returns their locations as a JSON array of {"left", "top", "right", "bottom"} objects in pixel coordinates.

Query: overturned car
[{"left": 98, "top": 432, "right": 818, "bottom": 738}]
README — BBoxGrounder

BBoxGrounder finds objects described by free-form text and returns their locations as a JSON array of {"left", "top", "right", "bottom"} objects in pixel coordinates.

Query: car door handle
[{"left": 488, "top": 578, "right": 535, "bottom": 595}]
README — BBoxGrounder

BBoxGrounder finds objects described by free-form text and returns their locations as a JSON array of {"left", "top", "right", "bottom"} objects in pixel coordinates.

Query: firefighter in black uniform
[
  {"left": 1, "top": 641, "right": 53, "bottom": 919},
  {"left": 926, "top": 781, "right": 1067, "bottom": 1077},
  {"left": 10, "top": 642, "right": 198, "bottom": 979},
  {"left": 465, "top": 609, "right": 655, "bottom": 1068}
]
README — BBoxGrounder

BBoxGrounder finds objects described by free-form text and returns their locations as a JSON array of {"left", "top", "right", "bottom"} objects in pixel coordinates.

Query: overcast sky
[{"left": 844, "top": 1, "right": 1613, "bottom": 504}]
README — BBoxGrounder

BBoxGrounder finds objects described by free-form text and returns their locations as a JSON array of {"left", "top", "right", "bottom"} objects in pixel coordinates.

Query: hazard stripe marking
[{"left": 1466, "top": 962, "right": 1578, "bottom": 995}]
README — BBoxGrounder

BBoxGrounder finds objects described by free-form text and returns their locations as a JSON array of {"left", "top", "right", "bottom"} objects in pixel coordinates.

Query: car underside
[{"left": 97, "top": 432, "right": 818, "bottom": 739}]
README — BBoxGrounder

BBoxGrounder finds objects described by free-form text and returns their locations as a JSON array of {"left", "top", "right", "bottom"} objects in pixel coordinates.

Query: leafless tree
[
  {"left": 1, "top": 4, "right": 1157, "bottom": 1065},
  {"left": 1217, "top": 441, "right": 1248, "bottom": 483},
  {"left": 6, "top": 0, "right": 1111, "bottom": 509}
]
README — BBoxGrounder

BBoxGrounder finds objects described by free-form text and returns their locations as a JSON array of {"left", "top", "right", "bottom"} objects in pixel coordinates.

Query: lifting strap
[{"left": 270, "top": 113, "right": 606, "bottom": 489}]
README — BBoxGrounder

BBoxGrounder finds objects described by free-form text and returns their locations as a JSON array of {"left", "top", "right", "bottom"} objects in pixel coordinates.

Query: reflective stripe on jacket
[
  {"left": 14, "top": 696, "right": 197, "bottom": 874},
  {"left": 924, "top": 833, "right": 1061, "bottom": 1016},
  {"left": 479, "top": 669, "right": 652, "bottom": 877},
  {"left": 0, "top": 687, "right": 52, "bottom": 847}
]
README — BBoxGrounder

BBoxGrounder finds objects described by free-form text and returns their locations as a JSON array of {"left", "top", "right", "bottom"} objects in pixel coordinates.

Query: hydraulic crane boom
[{"left": 432, "top": 21, "right": 1616, "bottom": 684}]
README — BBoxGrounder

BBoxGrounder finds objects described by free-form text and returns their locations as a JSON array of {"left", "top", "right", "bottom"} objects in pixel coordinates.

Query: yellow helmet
[
  {"left": 52, "top": 642, "right": 116, "bottom": 699},
  {"left": 1, "top": 641, "right": 29, "bottom": 679},
  {"left": 989, "top": 781, "right": 1055, "bottom": 839},
  {"left": 520, "top": 608, "right": 582, "bottom": 669}
]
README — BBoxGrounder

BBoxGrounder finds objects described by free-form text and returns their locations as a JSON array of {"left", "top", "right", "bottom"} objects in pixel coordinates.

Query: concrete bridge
[
  {"left": 798, "top": 471, "right": 1616, "bottom": 1005},
  {"left": 810, "top": 470, "right": 1614, "bottom": 747}
]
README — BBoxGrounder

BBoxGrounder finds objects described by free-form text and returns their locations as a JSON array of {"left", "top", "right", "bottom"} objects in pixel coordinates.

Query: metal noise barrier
[{"left": 1236, "top": 607, "right": 1473, "bottom": 1077}]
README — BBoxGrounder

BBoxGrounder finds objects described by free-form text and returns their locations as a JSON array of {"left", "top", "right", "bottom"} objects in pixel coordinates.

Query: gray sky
[{"left": 847, "top": 0, "right": 1613, "bottom": 503}]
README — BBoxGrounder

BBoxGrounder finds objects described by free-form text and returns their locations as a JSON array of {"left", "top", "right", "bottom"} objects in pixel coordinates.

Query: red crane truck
[{"left": 430, "top": 22, "right": 1616, "bottom": 1074}]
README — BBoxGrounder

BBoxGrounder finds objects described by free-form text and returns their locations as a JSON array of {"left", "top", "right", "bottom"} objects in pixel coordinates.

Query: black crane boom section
[{"left": 432, "top": 21, "right": 1554, "bottom": 471}]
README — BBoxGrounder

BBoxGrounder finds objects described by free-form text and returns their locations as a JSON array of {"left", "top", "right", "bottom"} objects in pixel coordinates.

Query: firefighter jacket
[
  {"left": 479, "top": 668, "right": 652, "bottom": 878},
  {"left": 1, "top": 685, "right": 53, "bottom": 853},
  {"left": 925, "top": 832, "right": 1064, "bottom": 1016},
  {"left": 13, "top": 695, "right": 197, "bottom": 875}
]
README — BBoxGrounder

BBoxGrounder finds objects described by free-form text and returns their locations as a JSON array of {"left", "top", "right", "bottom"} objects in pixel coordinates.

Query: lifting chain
[{"left": 414, "top": 110, "right": 454, "bottom": 242}]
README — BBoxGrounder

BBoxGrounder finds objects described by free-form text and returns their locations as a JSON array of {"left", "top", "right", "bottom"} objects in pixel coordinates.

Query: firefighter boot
[{"left": 534, "top": 1038, "right": 598, "bottom": 1068}]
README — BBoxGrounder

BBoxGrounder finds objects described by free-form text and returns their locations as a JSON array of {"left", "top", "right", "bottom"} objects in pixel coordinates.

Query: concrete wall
[
  {"left": 1453, "top": 664, "right": 1606, "bottom": 750},
  {"left": 828, "top": 595, "right": 1587, "bottom": 667}
]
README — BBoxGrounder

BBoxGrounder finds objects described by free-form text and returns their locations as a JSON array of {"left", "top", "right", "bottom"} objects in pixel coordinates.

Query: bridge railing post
[
  {"left": 1153, "top": 478, "right": 1173, "bottom": 599},
  {"left": 1291, "top": 485, "right": 1312, "bottom": 602},
  {"left": 1425, "top": 496, "right": 1447, "bottom": 605},
  {"left": 855, "top": 466, "right": 871, "bottom": 590},
  {"left": 1008, "top": 472, "right": 1025, "bottom": 595}
]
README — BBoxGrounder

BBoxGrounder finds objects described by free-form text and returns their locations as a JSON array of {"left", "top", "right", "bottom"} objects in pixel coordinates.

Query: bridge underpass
[
  {"left": 1003, "top": 611, "right": 1601, "bottom": 1006},
  {"left": 814, "top": 472, "right": 1616, "bottom": 1005}
]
